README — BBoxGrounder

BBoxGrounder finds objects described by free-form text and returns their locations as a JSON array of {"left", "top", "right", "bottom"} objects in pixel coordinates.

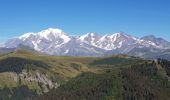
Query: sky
[{"left": 0, "top": 0, "right": 170, "bottom": 42}]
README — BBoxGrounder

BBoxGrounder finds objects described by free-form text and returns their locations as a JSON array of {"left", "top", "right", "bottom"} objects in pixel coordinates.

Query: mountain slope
[
  {"left": 33, "top": 58, "right": 170, "bottom": 100},
  {"left": 141, "top": 35, "right": 170, "bottom": 49},
  {"left": 0, "top": 50, "right": 97, "bottom": 100},
  {"left": 0, "top": 50, "right": 170, "bottom": 100}
]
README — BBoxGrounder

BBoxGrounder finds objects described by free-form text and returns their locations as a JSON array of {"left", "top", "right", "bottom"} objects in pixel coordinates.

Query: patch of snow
[
  {"left": 32, "top": 41, "right": 41, "bottom": 51},
  {"left": 118, "top": 41, "right": 123, "bottom": 48},
  {"left": 64, "top": 49, "right": 69, "bottom": 54}
]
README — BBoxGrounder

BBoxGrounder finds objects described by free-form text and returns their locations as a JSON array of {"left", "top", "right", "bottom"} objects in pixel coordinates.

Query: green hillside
[{"left": 0, "top": 50, "right": 170, "bottom": 100}]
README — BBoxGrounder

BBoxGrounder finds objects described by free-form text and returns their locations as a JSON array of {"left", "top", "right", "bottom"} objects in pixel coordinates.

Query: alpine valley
[
  {"left": 0, "top": 28, "right": 170, "bottom": 100},
  {"left": 0, "top": 47, "right": 170, "bottom": 100},
  {"left": 1, "top": 28, "right": 170, "bottom": 60}
]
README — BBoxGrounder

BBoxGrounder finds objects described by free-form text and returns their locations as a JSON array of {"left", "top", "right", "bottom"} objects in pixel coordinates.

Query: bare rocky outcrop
[{"left": 19, "top": 70, "right": 60, "bottom": 92}]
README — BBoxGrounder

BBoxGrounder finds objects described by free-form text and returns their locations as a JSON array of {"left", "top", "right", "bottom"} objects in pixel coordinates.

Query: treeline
[
  {"left": 158, "top": 58, "right": 170, "bottom": 77},
  {"left": 0, "top": 57, "right": 168, "bottom": 100},
  {"left": 90, "top": 56, "right": 141, "bottom": 66},
  {"left": 122, "top": 61, "right": 170, "bottom": 100},
  {"left": 33, "top": 72, "right": 123, "bottom": 100},
  {"left": 0, "top": 57, "right": 49, "bottom": 73},
  {"left": 33, "top": 61, "right": 170, "bottom": 100}
]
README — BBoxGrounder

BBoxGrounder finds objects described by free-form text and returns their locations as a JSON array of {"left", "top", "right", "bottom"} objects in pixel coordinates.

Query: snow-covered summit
[
  {"left": 5, "top": 28, "right": 71, "bottom": 51},
  {"left": 37, "top": 28, "right": 66, "bottom": 39},
  {"left": 4, "top": 28, "right": 170, "bottom": 56},
  {"left": 19, "top": 32, "right": 36, "bottom": 40},
  {"left": 19, "top": 28, "right": 68, "bottom": 40}
]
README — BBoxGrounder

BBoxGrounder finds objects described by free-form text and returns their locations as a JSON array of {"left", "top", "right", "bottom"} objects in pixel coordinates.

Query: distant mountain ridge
[{"left": 2, "top": 28, "right": 170, "bottom": 59}]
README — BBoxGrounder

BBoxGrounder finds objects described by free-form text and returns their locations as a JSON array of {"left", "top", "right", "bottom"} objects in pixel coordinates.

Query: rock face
[
  {"left": 141, "top": 35, "right": 170, "bottom": 49},
  {"left": 19, "top": 70, "right": 60, "bottom": 93},
  {"left": 3, "top": 28, "right": 170, "bottom": 58}
]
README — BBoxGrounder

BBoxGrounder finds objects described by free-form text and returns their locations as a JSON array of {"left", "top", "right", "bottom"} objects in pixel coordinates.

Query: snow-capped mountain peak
[
  {"left": 4, "top": 28, "right": 170, "bottom": 56},
  {"left": 37, "top": 28, "right": 66, "bottom": 40},
  {"left": 20, "top": 28, "right": 70, "bottom": 42},
  {"left": 37, "top": 28, "right": 66, "bottom": 39},
  {"left": 102, "top": 32, "right": 125, "bottom": 40},
  {"left": 19, "top": 28, "right": 68, "bottom": 41},
  {"left": 19, "top": 32, "right": 36, "bottom": 40},
  {"left": 79, "top": 32, "right": 101, "bottom": 46},
  {"left": 79, "top": 32, "right": 99, "bottom": 40},
  {"left": 94, "top": 32, "right": 137, "bottom": 50},
  {"left": 141, "top": 35, "right": 170, "bottom": 49},
  {"left": 5, "top": 28, "right": 71, "bottom": 51},
  {"left": 112, "top": 32, "right": 124, "bottom": 37}
]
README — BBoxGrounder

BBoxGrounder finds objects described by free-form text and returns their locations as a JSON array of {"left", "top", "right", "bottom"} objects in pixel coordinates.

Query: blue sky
[{"left": 0, "top": 0, "right": 170, "bottom": 42}]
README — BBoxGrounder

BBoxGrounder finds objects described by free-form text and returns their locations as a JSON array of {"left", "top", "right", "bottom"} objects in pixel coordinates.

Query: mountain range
[
  {"left": 1, "top": 28, "right": 170, "bottom": 100},
  {"left": 1, "top": 28, "right": 170, "bottom": 59}
]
